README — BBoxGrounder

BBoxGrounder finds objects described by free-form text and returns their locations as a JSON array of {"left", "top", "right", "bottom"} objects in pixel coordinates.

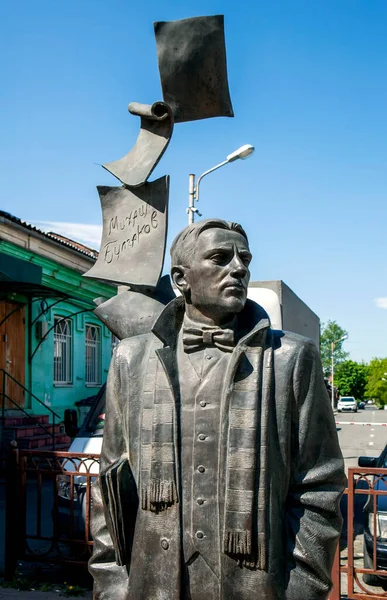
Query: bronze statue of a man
[{"left": 89, "top": 219, "right": 345, "bottom": 600}]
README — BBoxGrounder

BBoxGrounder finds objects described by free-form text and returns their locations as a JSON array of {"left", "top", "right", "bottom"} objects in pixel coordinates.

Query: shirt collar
[
  {"left": 152, "top": 296, "right": 271, "bottom": 349},
  {"left": 182, "top": 313, "right": 237, "bottom": 332}
]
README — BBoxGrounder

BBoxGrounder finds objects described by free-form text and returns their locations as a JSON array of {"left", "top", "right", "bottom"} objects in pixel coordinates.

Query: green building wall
[
  {"left": 0, "top": 238, "right": 117, "bottom": 422},
  {"left": 29, "top": 299, "right": 114, "bottom": 421}
]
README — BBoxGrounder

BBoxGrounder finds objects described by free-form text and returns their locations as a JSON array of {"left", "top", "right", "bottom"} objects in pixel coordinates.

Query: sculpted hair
[{"left": 170, "top": 218, "right": 249, "bottom": 269}]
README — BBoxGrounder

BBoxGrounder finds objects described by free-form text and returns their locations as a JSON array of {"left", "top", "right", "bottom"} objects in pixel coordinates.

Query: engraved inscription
[{"left": 103, "top": 203, "right": 159, "bottom": 264}]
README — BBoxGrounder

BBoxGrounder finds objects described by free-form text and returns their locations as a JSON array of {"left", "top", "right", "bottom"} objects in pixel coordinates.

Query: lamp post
[
  {"left": 331, "top": 334, "right": 348, "bottom": 410},
  {"left": 187, "top": 144, "right": 255, "bottom": 224}
]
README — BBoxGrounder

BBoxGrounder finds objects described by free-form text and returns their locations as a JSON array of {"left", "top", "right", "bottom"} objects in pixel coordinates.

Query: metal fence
[
  {"left": 5, "top": 447, "right": 100, "bottom": 580},
  {"left": 330, "top": 466, "right": 387, "bottom": 599},
  {"left": 6, "top": 450, "right": 387, "bottom": 598}
]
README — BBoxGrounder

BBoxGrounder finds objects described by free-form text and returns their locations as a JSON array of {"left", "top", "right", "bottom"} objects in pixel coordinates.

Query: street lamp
[
  {"left": 331, "top": 334, "right": 348, "bottom": 410},
  {"left": 187, "top": 144, "right": 255, "bottom": 224}
]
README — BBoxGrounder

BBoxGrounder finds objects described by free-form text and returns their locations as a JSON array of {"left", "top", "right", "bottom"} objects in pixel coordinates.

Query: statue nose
[{"left": 230, "top": 257, "right": 247, "bottom": 277}]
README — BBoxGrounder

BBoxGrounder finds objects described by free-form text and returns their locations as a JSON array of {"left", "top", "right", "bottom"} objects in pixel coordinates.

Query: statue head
[{"left": 171, "top": 219, "right": 251, "bottom": 325}]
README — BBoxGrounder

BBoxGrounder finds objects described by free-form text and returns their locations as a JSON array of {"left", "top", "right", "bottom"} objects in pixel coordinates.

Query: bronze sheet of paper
[
  {"left": 102, "top": 102, "right": 174, "bottom": 187},
  {"left": 93, "top": 275, "right": 175, "bottom": 340},
  {"left": 154, "top": 15, "right": 234, "bottom": 123},
  {"left": 83, "top": 176, "right": 169, "bottom": 287}
]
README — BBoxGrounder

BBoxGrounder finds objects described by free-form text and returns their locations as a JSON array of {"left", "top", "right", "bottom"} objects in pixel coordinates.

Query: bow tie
[{"left": 182, "top": 326, "right": 235, "bottom": 353}]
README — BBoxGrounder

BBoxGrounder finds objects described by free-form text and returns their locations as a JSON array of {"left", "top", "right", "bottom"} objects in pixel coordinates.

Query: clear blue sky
[{"left": 1, "top": 0, "right": 386, "bottom": 362}]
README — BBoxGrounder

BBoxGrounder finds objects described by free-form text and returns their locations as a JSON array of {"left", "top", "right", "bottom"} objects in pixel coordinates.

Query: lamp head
[{"left": 226, "top": 144, "right": 255, "bottom": 163}]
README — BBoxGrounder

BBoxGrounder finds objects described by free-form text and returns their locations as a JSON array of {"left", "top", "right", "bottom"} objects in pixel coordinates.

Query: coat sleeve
[
  {"left": 285, "top": 339, "right": 346, "bottom": 600},
  {"left": 88, "top": 346, "right": 130, "bottom": 599}
]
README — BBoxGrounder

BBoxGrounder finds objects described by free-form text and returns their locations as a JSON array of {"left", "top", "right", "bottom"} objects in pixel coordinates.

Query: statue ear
[{"left": 171, "top": 265, "right": 190, "bottom": 295}]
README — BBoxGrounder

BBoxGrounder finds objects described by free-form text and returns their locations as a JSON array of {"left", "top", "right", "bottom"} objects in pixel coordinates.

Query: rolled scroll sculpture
[{"left": 102, "top": 102, "right": 174, "bottom": 188}]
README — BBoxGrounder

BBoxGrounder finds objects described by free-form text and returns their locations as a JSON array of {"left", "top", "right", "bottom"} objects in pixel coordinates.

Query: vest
[{"left": 177, "top": 330, "right": 232, "bottom": 587}]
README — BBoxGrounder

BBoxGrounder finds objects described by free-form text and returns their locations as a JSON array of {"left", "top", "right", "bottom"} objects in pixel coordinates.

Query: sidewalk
[{"left": 0, "top": 590, "right": 92, "bottom": 599}]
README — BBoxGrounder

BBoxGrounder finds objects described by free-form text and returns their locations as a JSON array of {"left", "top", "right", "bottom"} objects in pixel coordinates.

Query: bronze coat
[{"left": 89, "top": 299, "right": 345, "bottom": 600}]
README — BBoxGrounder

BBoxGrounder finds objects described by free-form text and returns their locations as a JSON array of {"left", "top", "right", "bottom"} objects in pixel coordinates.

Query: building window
[
  {"left": 54, "top": 317, "right": 72, "bottom": 385},
  {"left": 85, "top": 324, "right": 101, "bottom": 385}
]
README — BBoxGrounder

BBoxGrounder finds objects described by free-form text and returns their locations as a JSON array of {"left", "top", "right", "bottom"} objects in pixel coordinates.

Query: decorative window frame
[
  {"left": 53, "top": 315, "right": 73, "bottom": 386},
  {"left": 85, "top": 323, "right": 102, "bottom": 386}
]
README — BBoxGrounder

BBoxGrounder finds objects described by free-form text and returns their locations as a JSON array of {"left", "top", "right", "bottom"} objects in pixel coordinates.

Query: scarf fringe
[
  {"left": 223, "top": 531, "right": 267, "bottom": 570},
  {"left": 141, "top": 479, "right": 178, "bottom": 511},
  {"left": 224, "top": 530, "right": 252, "bottom": 555}
]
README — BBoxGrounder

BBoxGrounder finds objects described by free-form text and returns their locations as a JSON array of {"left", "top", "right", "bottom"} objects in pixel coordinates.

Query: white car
[{"left": 337, "top": 396, "right": 357, "bottom": 413}]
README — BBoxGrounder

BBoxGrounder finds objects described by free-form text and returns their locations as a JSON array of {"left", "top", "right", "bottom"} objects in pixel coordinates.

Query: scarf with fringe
[{"left": 140, "top": 325, "right": 272, "bottom": 571}]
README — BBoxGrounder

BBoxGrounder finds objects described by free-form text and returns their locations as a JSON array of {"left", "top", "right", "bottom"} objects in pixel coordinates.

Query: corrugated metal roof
[{"left": 0, "top": 211, "right": 99, "bottom": 260}]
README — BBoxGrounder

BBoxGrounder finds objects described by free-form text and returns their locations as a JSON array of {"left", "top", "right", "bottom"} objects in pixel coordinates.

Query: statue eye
[
  {"left": 210, "top": 252, "right": 228, "bottom": 265},
  {"left": 238, "top": 251, "right": 252, "bottom": 267}
]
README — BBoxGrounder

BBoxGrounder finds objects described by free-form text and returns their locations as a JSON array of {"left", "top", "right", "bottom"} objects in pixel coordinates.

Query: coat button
[
  {"left": 198, "top": 433, "right": 206, "bottom": 441},
  {"left": 199, "top": 400, "right": 206, "bottom": 407},
  {"left": 197, "top": 498, "right": 205, "bottom": 505},
  {"left": 161, "top": 538, "right": 169, "bottom": 550},
  {"left": 197, "top": 465, "right": 205, "bottom": 473},
  {"left": 196, "top": 531, "right": 204, "bottom": 539}
]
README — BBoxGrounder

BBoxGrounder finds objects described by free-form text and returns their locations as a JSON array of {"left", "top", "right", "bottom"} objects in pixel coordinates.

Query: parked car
[
  {"left": 337, "top": 396, "right": 357, "bottom": 413},
  {"left": 358, "top": 401, "right": 366, "bottom": 410},
  {"left": 57, "top": 385, "right": 105, "bottom": 541},
  {"left": 358, "top": 446, "right": 387, "bottom": 585}
]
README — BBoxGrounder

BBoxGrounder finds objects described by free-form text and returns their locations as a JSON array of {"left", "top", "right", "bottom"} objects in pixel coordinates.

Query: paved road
[{"left": 336, "top": 405, "right": 387, "bottom": 473}]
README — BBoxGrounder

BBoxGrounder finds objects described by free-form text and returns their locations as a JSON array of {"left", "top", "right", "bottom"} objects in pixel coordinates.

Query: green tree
[
  {"left": 335, "top": 360, "right": 368, "bottom": 399},
  {"left": 365, "top": 358, "right": 387, "bottom": 407},
  {"left": 320, "top": 320, "right": 349, "bottom": 376}
]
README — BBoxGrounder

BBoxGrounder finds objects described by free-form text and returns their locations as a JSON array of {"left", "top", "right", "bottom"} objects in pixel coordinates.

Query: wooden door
[{"left": 0, "top": 301, "right": 26, "bottom": 409}]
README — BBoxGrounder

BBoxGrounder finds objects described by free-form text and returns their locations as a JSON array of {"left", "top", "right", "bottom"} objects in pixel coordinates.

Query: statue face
[{"left": 182, "top": 228, "right": 251, "bottom": 322}]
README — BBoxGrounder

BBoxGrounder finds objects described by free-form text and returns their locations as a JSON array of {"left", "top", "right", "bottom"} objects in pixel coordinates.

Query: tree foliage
[
  {"left": 320, "top": 320, "right": 349, "bottom": 376},
  {"left": 334, "top": 360, "right": 368, "bottom": 399},
  {"left": 365, "top": 358, "right": 387, "bottom": 407}
]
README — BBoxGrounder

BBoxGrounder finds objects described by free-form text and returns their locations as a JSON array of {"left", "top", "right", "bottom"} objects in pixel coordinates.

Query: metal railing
[
  {"left": 0, "top": 368, "right": 61, "bottom": 450},
  {"left": 6, "top": 448, "right": 386, "bottom": 597},
  {"left": 5, "top": 447, "right": 100, "bottom": 580},
  {"left": 330, "top": 466, "right": 387, "bottom": 599}
]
